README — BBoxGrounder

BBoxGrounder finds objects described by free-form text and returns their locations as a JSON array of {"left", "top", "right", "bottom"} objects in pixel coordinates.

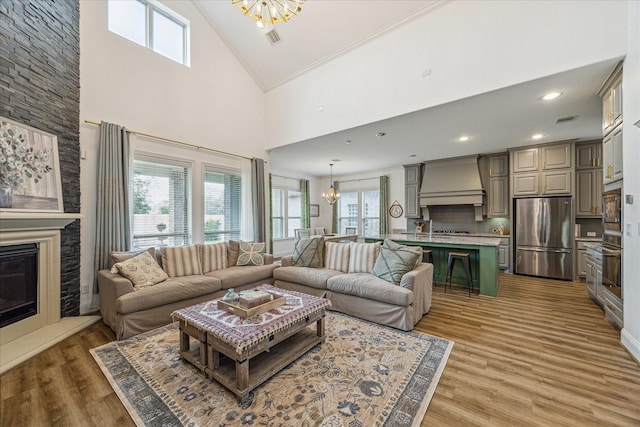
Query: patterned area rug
[{"left": 90, "top": 312, "right": 453, "bottom": 427}]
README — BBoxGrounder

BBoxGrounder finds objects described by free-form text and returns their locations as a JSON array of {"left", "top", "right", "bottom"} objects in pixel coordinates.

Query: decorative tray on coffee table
[{"left": 217, "top": 290, "right": 286, "bottom": 319}]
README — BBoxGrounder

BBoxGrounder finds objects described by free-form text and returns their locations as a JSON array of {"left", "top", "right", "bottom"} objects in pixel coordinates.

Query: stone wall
[{"left": 1, "top": 0, "right": 81, "bottom": 316}]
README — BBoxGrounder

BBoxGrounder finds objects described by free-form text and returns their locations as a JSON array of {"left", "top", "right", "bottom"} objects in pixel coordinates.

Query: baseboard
[
  {"left": 0, "top": 315, "right": 101, "bottom": 375},
  {"left": 621, "top": 328, "right": 640, "bottom": 366}
]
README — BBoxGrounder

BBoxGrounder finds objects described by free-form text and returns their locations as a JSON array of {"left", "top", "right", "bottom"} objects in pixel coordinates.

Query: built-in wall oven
[{"left": 601, "top": 187, "right": 622, "bottom": 299}]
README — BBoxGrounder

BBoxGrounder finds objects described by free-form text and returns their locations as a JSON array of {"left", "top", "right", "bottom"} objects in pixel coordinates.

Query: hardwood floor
[{"left": 1, "top": 274, "right": 639, "bottom": 426}]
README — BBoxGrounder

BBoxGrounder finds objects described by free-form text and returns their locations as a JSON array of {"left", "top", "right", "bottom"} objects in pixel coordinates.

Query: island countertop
[{"left": 365, "top": 233, "right": 501, "bottom": 247}]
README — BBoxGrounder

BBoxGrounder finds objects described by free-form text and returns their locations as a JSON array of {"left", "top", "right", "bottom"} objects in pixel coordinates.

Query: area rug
[{"left": 90, "top": 312, "right": 453, "bottom": 427}]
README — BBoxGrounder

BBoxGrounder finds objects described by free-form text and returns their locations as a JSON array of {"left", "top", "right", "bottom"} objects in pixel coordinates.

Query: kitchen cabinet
[
  {"left": 498, "top": 239, "right": 510, "bottom": 271},
  {"left": 604, "top": 288, "right": 623, "bottom": 329},
  {"left": 486, "top": 154, "right": 509, "bottom": 217},
  {"left": 576, "top": 142, "right": 602, "bottom": 170},
  {"left": 576, "top": 169, "right": 603, "bottom": 217},
  {"left": 488, "top": 155, "right": 508, "bottom": 177},
  {"left": 586, "top": 247, "right": 603, "bottom": 305},
  {"left": 403, "top": 163, "right": 422, "bottom": 218},
  {"left": 601, "top": 67, "right": 623, "bottom": 136},
  {"left": 512, "top": 170, "right": 572, "bottom": 197},
  {"left": 575, "top": 240, "right": 592, "bottom": 280},
  {"left": 603, "top": 125, "right": 623, "bottom": 184},
  {"left": 511, "top": 143, "right": 571, "bottom": 174}
]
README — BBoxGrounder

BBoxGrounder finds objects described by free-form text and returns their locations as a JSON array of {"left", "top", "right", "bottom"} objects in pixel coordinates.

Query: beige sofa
[
  {"left": 98, "top": 242, "right": 277, "bottom": 339},
  {"left": 273, "top": 240, "right": 434, "bottom": 331}
]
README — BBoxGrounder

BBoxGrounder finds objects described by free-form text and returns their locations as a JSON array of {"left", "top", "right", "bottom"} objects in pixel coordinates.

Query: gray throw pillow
[
  {"left": 293, "top": 237, "right": 325, "bottom": 268},
  {"left": 372, "top": 239, "right": 421, "bottom": 285}
]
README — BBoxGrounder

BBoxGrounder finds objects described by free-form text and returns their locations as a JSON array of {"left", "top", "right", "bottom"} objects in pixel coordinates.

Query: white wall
[
  {"left": 265, "top": 0, "right": 627, "bottom": 149},
  {"left": 79, "top": 0, "right": 267, "bottom": 312},
  {"left": 621, "top": 0, "right": 640, "bottom": 362}
]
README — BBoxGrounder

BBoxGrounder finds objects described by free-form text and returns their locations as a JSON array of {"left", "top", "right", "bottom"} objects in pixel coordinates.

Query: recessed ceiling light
[
  {"left": 409, "top": 154, "right": 417, "bottom": 157},
  {"left": 345, "top": 140, "right": 351, "bottom": 145},
  {"left": 457, "top": 136, "right": 471, "bottom": 142},
  {"left": 542, "top": 92, "right": 562, "bottom": 101},
  {"left": 531, "top": 133, "right": 544, "bottom": 140},
  {"left": 376, "top": 132, "right": 386, "bottom": 137}
]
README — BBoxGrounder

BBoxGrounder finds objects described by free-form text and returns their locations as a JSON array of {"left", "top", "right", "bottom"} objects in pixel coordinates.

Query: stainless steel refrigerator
[{"left": 515, "top": 197, "right": 573, "bottom": 280}]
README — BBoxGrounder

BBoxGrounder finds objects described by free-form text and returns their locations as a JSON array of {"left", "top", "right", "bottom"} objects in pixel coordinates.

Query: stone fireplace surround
[{"left": 0, "top": 211, "right": 99, "bottom": 374}]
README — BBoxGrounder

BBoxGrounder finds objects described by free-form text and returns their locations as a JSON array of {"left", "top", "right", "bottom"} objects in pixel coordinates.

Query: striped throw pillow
[
  {"left": 348, "top": 242, "right": 381, "bottom": 273},
  {"left": 161, "top": 245, "right": 202, "bottom": 277},
  {"left": 198, "top": 242, "right": 228, "bottom": 273},
  {"left": 325, "top": 242, "right": 350, "bottom": 272}
]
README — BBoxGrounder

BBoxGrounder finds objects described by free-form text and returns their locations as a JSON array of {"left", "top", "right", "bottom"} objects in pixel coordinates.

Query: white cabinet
[
  {"left": 603, "top": 125, "right": 623, "bottom": 184},
  {"left": 601, "top": 69, "right": 623, "bottom": 136}
]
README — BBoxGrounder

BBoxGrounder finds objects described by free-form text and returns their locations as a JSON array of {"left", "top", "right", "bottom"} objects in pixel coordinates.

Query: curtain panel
[
  {"left": 251, "top": 158, "right": 266, "bottom": 243},
  {"left": 94, "top": 121, "right": 131, "bottom": 292},
  {"left": 300, "top": 179, "right": 310, "bottom": 228},
  {"left": 331, "top": 181, "right": 339, "bottom": 233},
  {"left": 379, "top": 175, "right": 389, "bottom": 234}
]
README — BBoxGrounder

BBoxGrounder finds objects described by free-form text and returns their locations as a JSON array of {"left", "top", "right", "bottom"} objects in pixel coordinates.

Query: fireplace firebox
[{"left": 0, "top": 243, "right": 38, "bottom": 328}]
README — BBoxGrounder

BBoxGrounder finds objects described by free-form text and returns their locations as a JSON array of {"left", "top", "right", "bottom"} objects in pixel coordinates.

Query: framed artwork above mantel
[{"left": 0, "top": 117, "right": 64, "bottom": 212}]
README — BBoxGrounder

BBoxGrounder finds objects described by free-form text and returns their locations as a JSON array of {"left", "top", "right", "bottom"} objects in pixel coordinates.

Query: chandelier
[
  {"left": 231, "top": 0, "right": 305, "bottom": 28},
  {"left": 322, "top": 163, "right": 340, "bottom": 205}
]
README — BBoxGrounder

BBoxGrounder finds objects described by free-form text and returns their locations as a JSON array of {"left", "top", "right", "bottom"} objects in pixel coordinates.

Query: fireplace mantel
[
  {"left": 0, "top": 211, "right": 82, "bottom": 233},
  {"left": 0, "top": 210, "right": 97, "bottom": 374}
]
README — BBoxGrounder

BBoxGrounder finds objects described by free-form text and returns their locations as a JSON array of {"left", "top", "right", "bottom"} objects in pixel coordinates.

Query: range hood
[{"left": 419, "top": 155, "right": 485, "bottom": 221}]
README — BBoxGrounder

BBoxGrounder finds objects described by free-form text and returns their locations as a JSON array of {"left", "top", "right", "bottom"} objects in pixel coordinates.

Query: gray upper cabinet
[
  {"left": 510, "top": 142, "right": 573, "bottom": 197},
  {"left": 575, "top": 141, "right": 603, "bottom": 217},
  {"left": 512, "top": 148, "right": 539, "bottom": 173},
  {"left": 488, "top": 155, "right": 508, "bottom": 177},
  {"left": 601, "top": 66, "right": 623, "bottom": 137},
  {"left": 576, "top": 142, "right": 602, "bottom": 170},
  {"left": 541, "top": 144, "right": 572, "bottom": 170},
  {"left": 485, "top": 154, "right": 509, "bottom": 217},
  {"left": 603, "top": 125, "right": 623, "bottom": 184},
  {"left": 403, "top": 163, "right": 422, "bottom": 218}
]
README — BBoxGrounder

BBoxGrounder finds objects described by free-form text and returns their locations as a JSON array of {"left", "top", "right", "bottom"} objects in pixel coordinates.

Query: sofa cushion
[
  {"left": 111, "top": 251, "right": 168, "bottom": 289},
  {"left": 237, "top": 241, "right": 265, "bottom": 266},
  {"left": 161, "top": 245, "right": 203, "bottom": 277},
  {"left": 293, "top": 237, "right": 324, "bottom": 268},
  {"left": 116, "top": 275, "right": 222, "bottom": 314},
  {"left": 205, "top": 264, "right": 277, "bottom": 289},
  {"left": 327, "top": 273, "right": 414, "bottom": 306},
  {"left": 228, "top": 240, "right": 241, "bottom": 267},
  {"left": 198, "top": 242, "right": 228, "bottom": 273},
  {"left": 110, "top": 247, "right": 155, "bottom": 267},
  {"left": 274, "top": 266, "right": 342, "bottom": 290},
  {"left": 348, "top": 242, "right": 381, "bottom": 273},
  {"left": 372, "top": 239, "right": 422, "bottom": 285},
  {"left": 324, "top": 242, "right": 350, "bottom": 273}
]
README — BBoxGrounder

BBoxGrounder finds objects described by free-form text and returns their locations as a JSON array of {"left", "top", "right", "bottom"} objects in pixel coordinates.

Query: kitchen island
[{"left": 365, "top": 233, "right": 500, "bottom": 297}]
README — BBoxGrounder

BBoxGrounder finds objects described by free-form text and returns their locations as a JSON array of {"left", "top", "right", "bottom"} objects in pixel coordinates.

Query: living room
[{"left": 2, "top": 0, "right": 640, "bottom": 425}]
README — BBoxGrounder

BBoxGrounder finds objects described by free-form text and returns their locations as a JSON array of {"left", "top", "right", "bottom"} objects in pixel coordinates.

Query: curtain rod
[{"left": 84, "top": 119, "right": 254, "bottom": 161}]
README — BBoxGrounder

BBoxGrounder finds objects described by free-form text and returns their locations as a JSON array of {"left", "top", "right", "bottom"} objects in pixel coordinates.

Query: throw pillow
[
  {"left": 161, "top": 245, "right": 202, "bottom": 277},
  {"left": 293, "top": 237, "right": 324, "bottom": 268},
  {"left": 198, "top": 242, "right": 228, "bottom": 273},
  {"left": 111, "top": 251, "right": 168, "bottom": 289},
  {"left": 372, "top": 239, "right": 422, "bottom": 285},
  {"left": 110, "top": 247, "right": 155, "bottom": 267},
  {"left": 228, "top": 240, "right": 241, "bottom": 267},
  {"left": 348, "top": 241, "right": 381, "bottom": 273},
  {"left": 324, "top": 241, "right": 350, "bottom": 272},
  {"left": 236, "top": 241, "right": 266, "bottom": 266}
]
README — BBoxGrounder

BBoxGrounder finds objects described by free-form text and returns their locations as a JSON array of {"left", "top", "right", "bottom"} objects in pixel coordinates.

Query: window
[
  {"left": 132, "top": 159, "right": 192, "bottom": 249},
  {"left": 337, "top": 182, "right": 380, "bottom": 235},
  {"left": 108, "top": 0, "right": 190, "bottom": 66},
  {"left": 271, "top": 178, "right": 301, "bottom": 239},
  {"left": 203, "top": 169, "right": 242, "bottom": 243}
]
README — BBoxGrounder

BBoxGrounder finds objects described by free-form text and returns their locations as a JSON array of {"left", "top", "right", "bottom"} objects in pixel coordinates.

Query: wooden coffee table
[{"left": 172, "top": 284, "right": 330, "bottom": 401}]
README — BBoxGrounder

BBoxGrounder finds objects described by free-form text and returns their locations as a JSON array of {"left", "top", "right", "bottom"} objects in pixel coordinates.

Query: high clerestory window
[{"left": 108, "top": 0, "right": 190, "bottom": 66}]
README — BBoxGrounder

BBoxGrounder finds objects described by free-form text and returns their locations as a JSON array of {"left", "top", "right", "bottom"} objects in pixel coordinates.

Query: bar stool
[
  {"left": 445, "top": 252, "right": 473, "bottom": 296},
  {"left": 422, "top": 249, "right": 433, "bottom": 263}
]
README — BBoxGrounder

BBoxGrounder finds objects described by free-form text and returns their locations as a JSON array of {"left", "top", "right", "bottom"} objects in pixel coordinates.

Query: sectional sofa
[
  {"left": 98, "top": 241, "right": 276, "bottom": 339},
  {"left": 274, "top": 239, "right": 434, "bottom": 331}
]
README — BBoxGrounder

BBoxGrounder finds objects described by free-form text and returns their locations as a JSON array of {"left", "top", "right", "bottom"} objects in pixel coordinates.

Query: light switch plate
[{"left": 626, "top": 222, "right": 632, "bottom": 236}]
